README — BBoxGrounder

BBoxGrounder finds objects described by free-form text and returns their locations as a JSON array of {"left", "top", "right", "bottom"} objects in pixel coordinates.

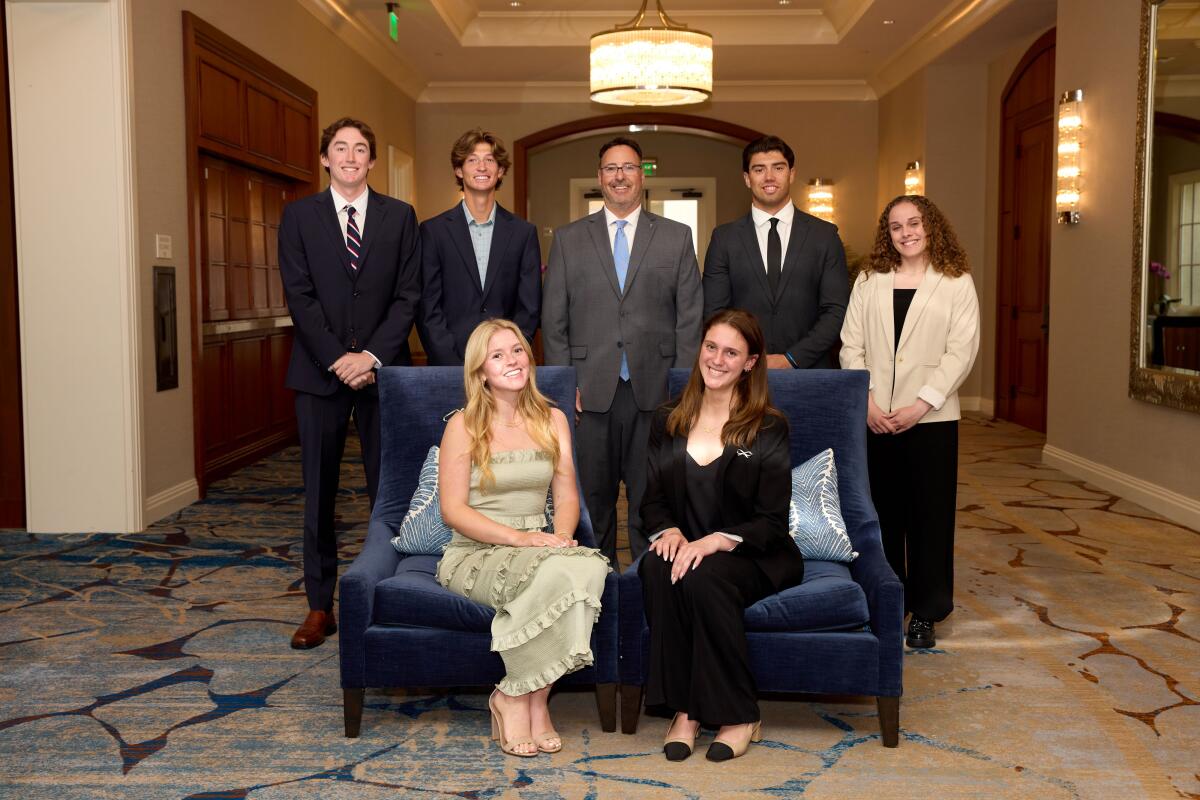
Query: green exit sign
[
  {"left": 388, "top": 5, "right": 399, "bottom": 42},
  {"left": 642, "top": 159, "right": 657, "bottom": 177}
]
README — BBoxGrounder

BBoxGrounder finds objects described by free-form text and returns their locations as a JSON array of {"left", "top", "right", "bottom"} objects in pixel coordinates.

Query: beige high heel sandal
[
  {"left": 663, "top": 711, "right": 699, "bottom": 761},
  {"left": 706, "top": 720, "right": 762, "bottom": 762},
  {"left": 489, "top": 689, "right": 538, "bottom": 758}
]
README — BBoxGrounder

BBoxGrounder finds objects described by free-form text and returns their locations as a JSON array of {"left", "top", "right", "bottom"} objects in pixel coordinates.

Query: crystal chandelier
[{"left": 590, "top": 0, "right": 713, "bottom": 106}]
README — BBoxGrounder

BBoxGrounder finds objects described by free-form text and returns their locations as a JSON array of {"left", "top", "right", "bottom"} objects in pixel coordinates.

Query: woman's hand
[
  {"left": 521, "top": 532, "right": 574, "bottom": 548},
  {"left": 885, "top": 399, "right": 932, "bottom": 433},
  {"left": 649, "top": 528, "right": 687, "bottom": 561},
  {"left": 670, "top": 533, "right": 734, "bottom": 583},
  {"left": 867, "top": 396, "right": 897, "bottom": 435}
]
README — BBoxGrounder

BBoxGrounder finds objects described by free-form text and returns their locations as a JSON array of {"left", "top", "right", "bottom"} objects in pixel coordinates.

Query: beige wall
[
  {"left": 1046, "top": 0, "right": 1200, "bottom": 513},
  {"left": 130, "top": 0, "right": 417, "bottom": 517},
  {"left": 876, "top": 72, "right": 925, "bottom": 212},
  {"left": 414, "top": 101, "right": 879, "bottom": 255}
]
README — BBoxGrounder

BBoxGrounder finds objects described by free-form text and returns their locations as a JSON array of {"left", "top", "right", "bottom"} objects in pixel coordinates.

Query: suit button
[
  {"left": 353, "top": 290, "right": 360, "bottom": 298},
  {"left": 617, "top": 341, "right": 623, "bottom": 349},
  {"left": 898, "top": 356, "right": 904, "bottom": 363}
]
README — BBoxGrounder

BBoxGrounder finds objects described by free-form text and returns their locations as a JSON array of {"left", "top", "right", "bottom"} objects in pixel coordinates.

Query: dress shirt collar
[
  {"left": 330, "top": 185, "right": 369, "bottom": 219},
  {"left": 462, "top": 198, "right": 497, "bottom": 227},
  {"left": 603, "top": 204, "right": 642, "bottom": 231},
  {"left": 751, "top": 202, "right": 794, "bottom": 229}
]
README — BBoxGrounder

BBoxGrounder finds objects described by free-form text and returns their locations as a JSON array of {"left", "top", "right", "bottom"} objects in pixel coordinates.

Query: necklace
[
  {"left": 700, "top": 419, "right": 724, "bottom": 434},
  {"left": 499, "top": 416, "right": 523, "bottom": 428}
]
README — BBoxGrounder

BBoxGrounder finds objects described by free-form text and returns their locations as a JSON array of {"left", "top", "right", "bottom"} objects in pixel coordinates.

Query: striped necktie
[{"left": 345, "top": 205, "right": 361, "bottom": 270}]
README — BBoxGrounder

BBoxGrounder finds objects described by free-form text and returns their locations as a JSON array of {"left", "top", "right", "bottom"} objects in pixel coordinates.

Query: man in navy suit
[
  {"left": 417, "top": 128, "right": 540, "bottom": 364},
  {"left": 279, "top": 117, "right": 421, "bottom": 649},
  {"left": 703, "top": 135, "right": 848, "bottom": 368}
]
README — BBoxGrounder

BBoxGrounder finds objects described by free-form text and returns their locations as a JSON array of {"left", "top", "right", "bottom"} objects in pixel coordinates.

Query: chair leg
[
  {"left": 620, "top": 685, "right": 643, "bottom": 734},
  {"left": 595, "top": 683, "right": 617, "bottom": 732},
  {"left": 344, "top": 688, "right": 364, "bottom": 738},
  {"left": 876, "top": 696, "right": 899, "bottom": 747}
]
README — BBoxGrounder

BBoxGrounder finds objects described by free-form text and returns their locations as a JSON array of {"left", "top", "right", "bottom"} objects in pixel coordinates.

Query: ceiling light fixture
[
  {"left": 590, "top": 0, "right": 713, "bottom": 106},
  {"left": 882, "top": 19, "right": 895, "bottom": 25}
]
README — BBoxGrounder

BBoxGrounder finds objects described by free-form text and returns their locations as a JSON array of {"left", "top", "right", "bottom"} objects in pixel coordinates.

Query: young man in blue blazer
[
  {"left": 279, "top": 117, "right": 421, "bottom": 649},
  {"left": 417, "top": 129, "right": 541, "bottom": 365}
]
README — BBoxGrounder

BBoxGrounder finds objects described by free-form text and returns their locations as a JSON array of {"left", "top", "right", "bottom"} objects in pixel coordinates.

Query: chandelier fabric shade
[{"left": 590, "top": 1, "right": 713, "bottom": 106}]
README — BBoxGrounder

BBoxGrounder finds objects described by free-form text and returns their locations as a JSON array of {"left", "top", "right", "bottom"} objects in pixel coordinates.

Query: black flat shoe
[
  {"left": 705, "top": 721, "right": 761, "bottom": 762},
  {"left": 663, "top": 712, "right": 697, "bottom": 761},
  {"left": 906, "top": 616, "right": 936, "bottom": 648}
]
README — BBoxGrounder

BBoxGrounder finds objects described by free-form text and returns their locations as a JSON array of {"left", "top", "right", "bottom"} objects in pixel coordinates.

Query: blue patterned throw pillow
[
  {"left": 390, "top": 445, "right": 557, "bottom": 555},
  {"left": 391, "top": 446, "right": 454, "bottom": 555},
  {"left": 788, "top": 448, "right": 857, "bottom": 562}
]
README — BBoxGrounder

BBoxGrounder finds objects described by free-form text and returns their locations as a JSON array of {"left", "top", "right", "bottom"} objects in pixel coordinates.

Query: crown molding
[
  {"left": 293, "top": 0, "right": 426, "bottom": 100},
  {"left": 418, "top": 79, "right": 876, "bottom": 104}
]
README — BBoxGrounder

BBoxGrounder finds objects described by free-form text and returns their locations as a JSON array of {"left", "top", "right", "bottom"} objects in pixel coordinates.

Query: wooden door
[
  {"left": 0, "top": 0, "right": 25, "bottom": 527},
  {"left": 996, "top": 30, "right": 1055, "bottom": 432}
]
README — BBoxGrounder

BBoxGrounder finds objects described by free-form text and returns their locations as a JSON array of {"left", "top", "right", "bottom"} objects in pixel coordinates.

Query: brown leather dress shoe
[{"left": 290, "top": 610, "right": 337, "bottom": 649}]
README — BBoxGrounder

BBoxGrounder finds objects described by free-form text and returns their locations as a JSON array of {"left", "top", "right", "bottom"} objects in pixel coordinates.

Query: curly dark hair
[{"left": 865, "top": 195, "right": 969, "bottom": 277}]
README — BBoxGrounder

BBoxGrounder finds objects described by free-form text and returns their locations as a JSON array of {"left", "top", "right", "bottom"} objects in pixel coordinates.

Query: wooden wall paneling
[
  {"left": 184, "top": 12, "right": 317, "bottom": 495},
  {"left": 0, "top": 0, "right": 26, "bottom": 527}
]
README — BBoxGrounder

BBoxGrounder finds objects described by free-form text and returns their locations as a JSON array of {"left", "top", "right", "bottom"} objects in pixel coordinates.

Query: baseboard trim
[
  {"left": 1041, "top": 444, "right": 1200, "bottom": 532},
  {"left": 959, "top": 396, "right": 995, "bottom": 417},
  {"left": 144, "top": 478, "right": 200, "bottom": 526}
]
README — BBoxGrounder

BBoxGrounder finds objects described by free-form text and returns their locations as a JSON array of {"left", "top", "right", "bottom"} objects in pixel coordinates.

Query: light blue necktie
[{"left": 614, "top": 220, "right": 631, "bottom": 381}]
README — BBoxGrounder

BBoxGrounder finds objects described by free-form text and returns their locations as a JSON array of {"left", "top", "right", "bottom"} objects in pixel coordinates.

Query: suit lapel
[
  {"left": 623, "top": 209, "right": 657, "bottom": 295},
  {"left": 586, "top": 212, "right": 622, "bottom": 299},
  {"left": 714, "top": 445, "right": 737, "bottom": 498},
  {"left": 878, "top": 271, "right": 896, "bottom": 353},
  {"left": 896, "top": 265, "right": 942, "bottom": 352},
  {"left": 671, "top": 431, "right": 688, "bottom": 521},
  {"left": 355, "top": 190, "right": 389, "bottom": 279},
  {"left": 448, "top": 205, "right": 485, "bottom": 295},
  {"left": 735, "top": 214, "right": 771, "bottom": 300},
  {"left": 482, "top": 205, "right": 514, "bottom": 299},
  {"left": 317, "top": 191, "right": 355, "bottom": 278},
  {"left": 775, "top": 205, "right": 809, "bottom": 300}
]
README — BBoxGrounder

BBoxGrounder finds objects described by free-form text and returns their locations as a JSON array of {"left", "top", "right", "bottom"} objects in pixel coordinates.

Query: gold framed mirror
[{"left": 1132, "top": 0, "right": 1200, "bottom": 412}]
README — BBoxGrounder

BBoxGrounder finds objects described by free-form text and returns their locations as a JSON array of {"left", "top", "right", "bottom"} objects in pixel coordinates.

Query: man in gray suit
[
  {"left": 543, "top": 137, "right": 703, "bottom": 561},
  {"left": 703, "top": 135, "right": 848, "bottom": 368}
]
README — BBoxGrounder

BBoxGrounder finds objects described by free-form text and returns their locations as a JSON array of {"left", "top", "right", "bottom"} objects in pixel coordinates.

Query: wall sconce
[
  {"left": 1056, "top": 89, "right": 1083, "bottom": 224},
  {"left": 904, "top": 161, "right": 923, "bottom": 196},
  {"left": 806, "top": 178, "right": 835, "bottom": 223}
]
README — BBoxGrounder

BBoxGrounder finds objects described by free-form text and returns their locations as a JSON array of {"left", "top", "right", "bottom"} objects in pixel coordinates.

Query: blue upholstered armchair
[
  {"left": 617, "top": 369, "right": 904, "bottom": 746},
  {"left": 338, "top": 366, "right": 620, "bottom": 737}
]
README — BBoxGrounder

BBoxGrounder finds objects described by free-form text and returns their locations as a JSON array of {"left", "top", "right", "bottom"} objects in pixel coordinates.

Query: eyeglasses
[{"left": 600, "top": 163, "right": 642, "bottom": 176}]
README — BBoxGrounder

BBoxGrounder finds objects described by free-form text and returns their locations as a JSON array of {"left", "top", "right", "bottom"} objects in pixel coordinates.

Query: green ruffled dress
[{"left": 435, "top": 448, "right": 610, "bottom": 696}]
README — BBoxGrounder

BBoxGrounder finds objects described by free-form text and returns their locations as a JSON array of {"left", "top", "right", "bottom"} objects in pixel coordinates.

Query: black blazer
[
  {"left": 703, "top": 207, "right": 849, "bottom": 368},
  {"left": 279, "top": 188, "right": 422, "bottom": 396},
  {"left": 417, "top": 202, "right": 541, "bottom": 365},
  {"left": 641, "top": 405, "right": 805, "bottom": 592}
]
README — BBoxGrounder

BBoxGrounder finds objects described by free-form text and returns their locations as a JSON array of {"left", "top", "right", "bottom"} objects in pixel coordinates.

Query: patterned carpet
[{"left": 1, "top": 415, "right": 1197, "bottom": 799}]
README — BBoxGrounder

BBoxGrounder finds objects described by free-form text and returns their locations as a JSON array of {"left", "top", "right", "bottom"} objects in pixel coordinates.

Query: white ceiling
[{"left": 294, "top": 0, "right": 1057, "bottom": 102}]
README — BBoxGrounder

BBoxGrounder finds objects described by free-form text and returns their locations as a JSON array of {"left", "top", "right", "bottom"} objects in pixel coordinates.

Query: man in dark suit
[
  {"left": 703, "top": 135, "right": 848, "bottom": 368},
  {"left": 542, "top": 137, "right": 703, "bottom": 561},
  {"left": 279, "top": 117, "right": 421, "bottom": 649},
  {"left": 418, "top": 129, "right": 540, "bottom": 364}
]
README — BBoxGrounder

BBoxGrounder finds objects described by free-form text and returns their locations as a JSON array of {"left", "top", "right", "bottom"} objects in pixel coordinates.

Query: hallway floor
[{"left": 0, "top": 414, "right": 1197, "bottom": 798}]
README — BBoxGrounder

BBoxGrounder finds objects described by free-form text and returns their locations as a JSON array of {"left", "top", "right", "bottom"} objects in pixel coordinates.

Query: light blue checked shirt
[{"left": 462, "top": 199, "right": 497, "bottom": 287}]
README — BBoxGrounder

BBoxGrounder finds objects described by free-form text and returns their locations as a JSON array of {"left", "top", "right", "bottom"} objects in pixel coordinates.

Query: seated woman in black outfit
[{"left": 639, "top": 308, "right": 805, "bottom": 763}]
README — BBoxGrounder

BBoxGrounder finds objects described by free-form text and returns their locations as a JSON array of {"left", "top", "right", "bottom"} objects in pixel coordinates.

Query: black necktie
[{"left": 767, "top": 218, "right": 782, "bottom": 295}]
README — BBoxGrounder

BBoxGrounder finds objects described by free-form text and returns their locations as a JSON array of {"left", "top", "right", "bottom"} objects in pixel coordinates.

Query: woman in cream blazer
[{"left": 840, "top": 195, "right": 979, "bottom": 649}]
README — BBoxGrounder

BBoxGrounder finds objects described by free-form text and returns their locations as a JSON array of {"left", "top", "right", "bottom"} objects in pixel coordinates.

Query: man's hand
[
  {"left": 331, "top": 352, "right": 377, "bottom": 387},
  {"left": 766, "top": 354, "right": 792, "bottom": 369},
  {"left": 348, "top": 371, "right": 376, "bottom": 391}
]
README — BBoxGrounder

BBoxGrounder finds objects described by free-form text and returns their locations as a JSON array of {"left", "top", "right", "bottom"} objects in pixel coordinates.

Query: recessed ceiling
[{"left": 297, "top": 0, "right": 1056, "bottom": 101}]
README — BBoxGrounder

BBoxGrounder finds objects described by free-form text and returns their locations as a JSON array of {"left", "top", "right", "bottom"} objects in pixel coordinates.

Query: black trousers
[
  {"left": 639, "top": 550, "right": 775, "bottom": 727},
  {"left": 295, "top": 387, "right": 381, "bottom": 612},
  {"left": 576, "top": 379, "right": 652, "bottom": 561},
  {"left": 867, "top": 419, "right": 958, "bottom": 622}
]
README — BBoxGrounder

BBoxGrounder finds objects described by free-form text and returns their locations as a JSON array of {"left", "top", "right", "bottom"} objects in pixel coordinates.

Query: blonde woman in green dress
[{"left": 437, "top": 318, "right": 609, "bottom": 758}]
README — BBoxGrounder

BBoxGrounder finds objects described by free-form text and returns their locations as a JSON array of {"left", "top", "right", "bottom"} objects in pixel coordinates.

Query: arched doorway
[
  {"left": 995, "top": 29, "right": 1055, "bottom": 432},
  {"left": 512, "top": 112, "right": 764, "bottom": 222}
]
